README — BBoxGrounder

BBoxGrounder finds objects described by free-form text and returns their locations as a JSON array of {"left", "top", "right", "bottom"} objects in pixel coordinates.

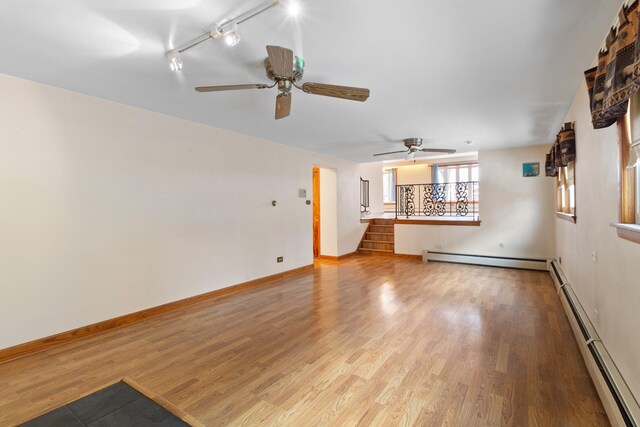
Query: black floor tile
[
  {"left": 87, "top": 396, "right": 187, "bottom": 427},
  {"left": 67, "top": 381, "right": 145, "bottom": 424},
  {"left": 18, "top": 406, "right": 85, "bottom": 427}
]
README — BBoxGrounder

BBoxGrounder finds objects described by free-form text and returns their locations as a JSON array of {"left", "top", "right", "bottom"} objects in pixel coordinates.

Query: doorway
[{"left": 313, "top": 167, "right": 338, "bottom": 259}]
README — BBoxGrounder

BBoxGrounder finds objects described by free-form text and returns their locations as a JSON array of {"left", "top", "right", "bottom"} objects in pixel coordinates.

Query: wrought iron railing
[
  {"left": 395, "top": 181, "right": 479, "bottom": 219},
  {"left": 360, "top": 177, "right": 370, "bottom": 214}
]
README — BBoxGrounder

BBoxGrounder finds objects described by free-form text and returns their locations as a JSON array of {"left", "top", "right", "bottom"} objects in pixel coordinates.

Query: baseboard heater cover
[
  {"left": 549, "top": 260, "right": 640, "bottom": 427},
  {"left": 423, "top": 251, "right": 548, "bottom": 271}
]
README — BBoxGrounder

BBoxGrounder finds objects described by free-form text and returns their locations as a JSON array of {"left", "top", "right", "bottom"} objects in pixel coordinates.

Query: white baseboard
[
  {"left": 424, "top": 251, "right": 548, "bottom": 271},
  {"left": 549, "top": 260, "right": 639, "bottom": 427}
]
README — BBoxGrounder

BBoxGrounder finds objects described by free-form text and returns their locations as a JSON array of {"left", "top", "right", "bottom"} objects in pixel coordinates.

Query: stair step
[
  {"left": 369, "top": 225, "right": 393, "bottom": 231},
  {"left": 366, "top": 232, "right": 394, "bottom": 236},
  {"left": 362, "top": 240, "right": 395, "bottom": 244},
  {"left": 358, "top": 248, "right": 394, "bottom": 253},
  {"left": 370, "top": 219, "right": 394, "bottom": 225}
]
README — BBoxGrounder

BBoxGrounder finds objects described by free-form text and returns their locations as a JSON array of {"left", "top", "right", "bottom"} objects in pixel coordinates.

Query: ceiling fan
[
  {"left": 195, "top": 45, "right": 370, "bottom": 120},
  {"left": 373, "top": 138, "right": 456, "bottom": 159}
]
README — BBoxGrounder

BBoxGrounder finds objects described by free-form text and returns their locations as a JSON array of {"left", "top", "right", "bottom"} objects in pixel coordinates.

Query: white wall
[
  {"left": 0, "top": 73, "right": 367, "bottom": 349},
  {"left": 395, "top": 144, "right": 556, "bottom": 259},
  {"left": 357, "top": 161, "right": 384, "bottom": 215},
  {"left": 319, "top": 168, "right": 338, "bottom": 256},
  {"left": 555, "top": 82, "right": 640, "bottom": 399},
  {"left": 396, "top": 164, "right": 431, "bottom": 185}
]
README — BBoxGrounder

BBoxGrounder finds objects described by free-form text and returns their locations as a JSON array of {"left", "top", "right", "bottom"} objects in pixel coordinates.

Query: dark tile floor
[{"left": 19, "top": 381, "right": 189, "bottom": 427}]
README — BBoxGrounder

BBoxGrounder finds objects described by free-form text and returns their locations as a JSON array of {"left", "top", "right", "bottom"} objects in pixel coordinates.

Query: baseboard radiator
[
  {"left": 549, "top": 260, "right": 640, "bottom": 427},
  {"left": 423, "top": 251, "right": 548, "bottom": 271}
]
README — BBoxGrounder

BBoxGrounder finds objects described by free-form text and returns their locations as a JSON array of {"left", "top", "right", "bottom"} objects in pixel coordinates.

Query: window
[
  {"left": 383, "top": 168, "right": 396, "bottom": 203},
  {"left": 432, "top": 163, "right": 480, "bottom": 218},
  {"left": 556, "top": 161, "right": 576, "bottom": 217},
  {"left": 436, "top": 163, "right": 480, "bottom": 206},
  {"left": 620, "top": 95, "right": 639, "bottom": 224},
  {"left": 636, "top": 162, "right": 640, "bottom": 223},
  {"left": 435, "top": 163, "right": 479, "bottom": 184},
  {"left": 613, "top": 93, "right": 640, "bottom": 243}
]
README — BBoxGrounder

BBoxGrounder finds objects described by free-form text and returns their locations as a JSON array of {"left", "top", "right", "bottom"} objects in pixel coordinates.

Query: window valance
[
  {"left": 546, "top": 122, "right": 576, "bottom": 177},
  {"left": 585, "top": 1, "right": 640, "bottom": 129}
]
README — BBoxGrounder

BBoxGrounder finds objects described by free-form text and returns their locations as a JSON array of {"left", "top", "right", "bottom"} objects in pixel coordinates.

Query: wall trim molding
[
  {"left": 317, "top": 252, "right": 358, "bottom": 261},
  {"left": 394, "top": 219, "right": 481, "bottom": 226},
  {"left": 424, "top": 251, "right": 549, "bottom": 271},
  {"left": 549, "top": 260, "right": 640, "bottom": 426},
  {"left": 0, "top": 264, "right": 314, "bottom": 366}
]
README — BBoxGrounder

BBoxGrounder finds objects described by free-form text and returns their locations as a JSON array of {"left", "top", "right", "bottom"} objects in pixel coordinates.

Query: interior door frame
[{"left": 312, "top": 167, "right": 320, "bottom": 258}]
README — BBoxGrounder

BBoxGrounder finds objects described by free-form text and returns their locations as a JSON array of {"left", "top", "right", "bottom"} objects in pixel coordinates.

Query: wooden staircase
[{"left": 358, "top": 219, "right": 394, "bottom": 254}]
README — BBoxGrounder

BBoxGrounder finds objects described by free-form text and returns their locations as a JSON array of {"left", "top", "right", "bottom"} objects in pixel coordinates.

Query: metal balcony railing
[
  {"left": 360, "top": 177, "right": 370, "bottom": 214},
  {"left": 396, "top": 181, "right": 479, "bottom": 219}
]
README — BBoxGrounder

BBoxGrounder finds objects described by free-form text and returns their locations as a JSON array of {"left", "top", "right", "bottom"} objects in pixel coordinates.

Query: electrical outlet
[
  {"left": 277, "top": 256, "right": 283, "bottom": 263},
  {"left": 435, "top": 243, "right": 443, "bottom": 250},
  {"left": 591, "top": 250, "right": 598, "bottom": 263},
  {"left": 499, "top": 242, "right": 504, "bottom": 248}
]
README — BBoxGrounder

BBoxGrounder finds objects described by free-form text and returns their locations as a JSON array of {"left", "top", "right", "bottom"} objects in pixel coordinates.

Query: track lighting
[
  {"left": 165, "top": 0, "right": 288, "bottom": 71},
  {"left": 221, "top": 23, "right": 241, "bottom": 47},
  {"left": 286, "top": 1, "right": 301, "bottom": 17},
  {"left": 166, "top": 51, "right": 183, "bottom": 71}
]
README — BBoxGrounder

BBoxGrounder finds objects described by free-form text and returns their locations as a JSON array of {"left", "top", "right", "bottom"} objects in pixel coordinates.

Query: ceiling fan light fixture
[{"left": 166, "top": 50, "right": 183, "bottom": 71}]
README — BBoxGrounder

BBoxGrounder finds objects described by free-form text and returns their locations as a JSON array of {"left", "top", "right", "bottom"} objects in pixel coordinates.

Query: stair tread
[
  {"left": 358, "top": 248, "right": 394, "bottom": 253},
  {"left": 366, "top": 232, "right": 394, "bottom": 235},
  {"left": 362, "top": 240, "right": 394, "bottom": 244}
]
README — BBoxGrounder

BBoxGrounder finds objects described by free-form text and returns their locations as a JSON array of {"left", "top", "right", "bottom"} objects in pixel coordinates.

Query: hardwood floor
[{"left": 0, "top": 257, "right": 609, "bottom": 426}]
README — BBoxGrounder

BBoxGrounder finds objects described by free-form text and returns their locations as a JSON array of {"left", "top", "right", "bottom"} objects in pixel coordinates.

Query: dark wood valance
[
  {"left": 584, "top": 1, "right": 640, "bottom": 129},
  {"left": 546, "top": 122, "right": 576, "bottom": 177}
]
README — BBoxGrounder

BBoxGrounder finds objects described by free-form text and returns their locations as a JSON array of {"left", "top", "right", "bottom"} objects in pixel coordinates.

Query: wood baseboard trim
[
  {"left": 357, "top": 251, "right": 422, "bottom": 260},
  {"left": 317, "top": 252, "right": 358, "bottom": 261},
  {"left": 0, "top": 264, "right": 314, "bottom": 366},
  {"left": 392, "top": 253, "right": 423, "bottom": 260}
]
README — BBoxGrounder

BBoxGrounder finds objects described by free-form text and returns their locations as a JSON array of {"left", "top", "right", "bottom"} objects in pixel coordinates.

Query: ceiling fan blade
[
  {"left": 275, "top": 93, "right": 291, "bottom": 120},
  {"left": 418, "top": 148, "right": 457, "bottom": 154},
  {"left": 266, "top": 45, "right": 293, "bottom": 79},
  {"left": 195, "top": 84, "right": 269, "bottom": 92},
  {"left": 301, "top": 82, "right": 370, "bottom": 102},
  {"left": 373, "top": 150, "right": 407, "bottom": 156}
]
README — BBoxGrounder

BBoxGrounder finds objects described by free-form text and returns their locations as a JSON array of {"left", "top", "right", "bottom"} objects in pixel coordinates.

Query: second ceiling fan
[
  {"left": 373, "top": 138, "right": 456, "bottom": 159},
  {"left": 195, "top": 45, "right": 370, "bottom": 119}
]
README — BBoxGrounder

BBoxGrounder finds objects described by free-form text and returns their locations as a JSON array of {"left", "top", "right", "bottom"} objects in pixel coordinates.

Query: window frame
[
  {"left": 612, "top": 103, "right": 640, "bottom": 244},
  {"left": 382, "top": 168, "right": 397, "bottom": 204},
  {"left": 555, "top": 160, "right": 577, "bottom": 223},
  {"left": 435, "top": 163, "right": 479, "bottom": 184}
]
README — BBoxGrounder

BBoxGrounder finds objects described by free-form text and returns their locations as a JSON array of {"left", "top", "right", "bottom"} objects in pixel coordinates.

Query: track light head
[
  {"left": 166, "top": 51, "right": 183, "bottom": 71},
  {"left": 221, "top": 22, "right": 241, "bottom": 47}
]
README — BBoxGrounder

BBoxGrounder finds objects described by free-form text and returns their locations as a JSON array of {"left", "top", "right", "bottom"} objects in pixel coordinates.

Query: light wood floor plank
[{"left": 0, "top": 257, "right": 608, "bottom": 426}]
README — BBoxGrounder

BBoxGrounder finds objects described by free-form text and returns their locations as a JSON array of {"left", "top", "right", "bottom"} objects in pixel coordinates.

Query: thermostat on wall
[{"left": 298, "top": 189, "right": 307, "bottom": 198}]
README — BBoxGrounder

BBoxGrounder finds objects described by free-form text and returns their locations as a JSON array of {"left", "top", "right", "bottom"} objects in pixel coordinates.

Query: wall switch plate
[
  {"left": 591, "top": 250, "right": 598, "bottom": 262},
  {"left": 435, "top": 243, "right": 443, "bottom": 249},
  {"left": 298, "top": 189, "right": 307, "bottom": 198},
  {"left": 277, "top": 256, "right": 283, "bottom": 263}
]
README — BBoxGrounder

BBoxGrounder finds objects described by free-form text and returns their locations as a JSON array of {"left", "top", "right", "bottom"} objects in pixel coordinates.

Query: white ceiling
[{"left": 0, "top": 0, "right": 621, "bottom": 162}]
